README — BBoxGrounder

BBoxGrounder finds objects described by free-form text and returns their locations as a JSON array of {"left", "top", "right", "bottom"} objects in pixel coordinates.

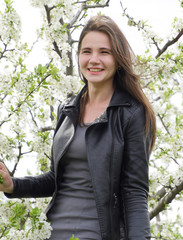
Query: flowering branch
[
  {"left": 0, "top": 40, "right": 15, "bottom": 59},
  {"left": 155, "top": 29, "right": 183, "bottom": 58},
  {"left": 11, "top": 138, "right": 33, "bottom": 176},
  {"left": 157, "top": 113, "right": 172, "bottom": 137},
  {"left": 120, "top": 0, "right": 183, "bottom": 59},
  {"left": 0, "top": 73, "right": 51, "bottom": 127},
  {"left": 83, "top": 0, "right": 110, "bottom": 9}
]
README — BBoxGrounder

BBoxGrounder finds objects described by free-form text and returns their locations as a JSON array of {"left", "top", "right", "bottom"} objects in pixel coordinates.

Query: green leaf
[
  {"left": 70, "top": 235, "right": 80, "bottom": 240},
  {"left": 0, "top": 174, "right": 3, "bottom": 184}
]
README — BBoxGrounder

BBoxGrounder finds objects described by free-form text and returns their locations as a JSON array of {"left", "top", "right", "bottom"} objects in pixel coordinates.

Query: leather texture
[{"left": 7, "top": 86, "right": 151, "bottom": 240}]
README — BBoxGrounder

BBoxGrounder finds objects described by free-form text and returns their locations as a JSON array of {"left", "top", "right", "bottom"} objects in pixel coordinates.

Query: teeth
[{"left": 89, "top": 69, "right": 102, "bottom": 72}]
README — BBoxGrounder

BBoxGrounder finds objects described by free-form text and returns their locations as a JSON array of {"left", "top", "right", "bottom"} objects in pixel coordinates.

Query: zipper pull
[{"left": 114, "top": 193, "right": 118, "bottom": 208}]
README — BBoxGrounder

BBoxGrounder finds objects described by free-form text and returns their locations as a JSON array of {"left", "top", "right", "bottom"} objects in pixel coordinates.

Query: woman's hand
[{"left": 0, "top": 162, "right": 14, "bottom": 193}]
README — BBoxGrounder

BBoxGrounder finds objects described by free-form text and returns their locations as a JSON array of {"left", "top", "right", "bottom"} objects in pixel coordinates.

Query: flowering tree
[
  {"left": 0, "top": 0, "right": 183, "bottom": 239},
  {"left": 0, "top": 0, "right": 109, "bottom": 239}
]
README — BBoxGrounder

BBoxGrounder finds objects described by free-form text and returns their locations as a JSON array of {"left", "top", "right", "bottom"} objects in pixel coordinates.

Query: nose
[{"left": 89, "top": 53, "right": 100, "bottom": 64}]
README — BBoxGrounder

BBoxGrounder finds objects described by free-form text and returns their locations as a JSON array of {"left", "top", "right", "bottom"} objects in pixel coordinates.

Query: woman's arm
[
  {"left": 121, "top": 104, "right": 151, "bottom": 240},
  {"left": 5, "top": 171, "right": 55, "bottom": 198},
  {"left": 1, "top": 155, "right": 55, "bottom": 198}
]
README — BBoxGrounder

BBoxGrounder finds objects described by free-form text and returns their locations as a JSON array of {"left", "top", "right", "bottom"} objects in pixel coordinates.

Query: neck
[{"left": 87, "top": 82, "right": 114, "bottom": 107}]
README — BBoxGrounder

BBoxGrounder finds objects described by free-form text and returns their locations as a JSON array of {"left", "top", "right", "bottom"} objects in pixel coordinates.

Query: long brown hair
[{"left": 77, "top": 15, "right": 156, "bottom": 152}]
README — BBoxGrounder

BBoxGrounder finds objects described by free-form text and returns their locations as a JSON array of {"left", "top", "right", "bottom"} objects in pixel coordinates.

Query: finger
[
  {"left": 0, "top": 162, "right": 8, "bottom": 173},
  {"left": 0, "top": 162, "right": 5, "bottom": 170}
]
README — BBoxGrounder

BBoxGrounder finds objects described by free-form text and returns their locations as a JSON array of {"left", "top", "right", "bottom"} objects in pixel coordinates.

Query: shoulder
[
  {"left": 127, "top": 95, "right": 145, "bottom": 116},
  {"left": 119, "top": 93, "right": 145, "bottom": 128}
]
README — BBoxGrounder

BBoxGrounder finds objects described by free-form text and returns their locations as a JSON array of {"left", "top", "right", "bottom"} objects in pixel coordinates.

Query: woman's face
[{"left": 79, "top": 31, "right": 117, "bottom": 87}]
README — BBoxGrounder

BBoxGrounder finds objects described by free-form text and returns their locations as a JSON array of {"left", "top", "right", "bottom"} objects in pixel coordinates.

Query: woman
[{"left": 0, "top": 16, "right": 156, "bottom": 240}]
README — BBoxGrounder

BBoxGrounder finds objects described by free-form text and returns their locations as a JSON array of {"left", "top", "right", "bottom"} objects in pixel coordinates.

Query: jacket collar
[
  {"left": 108, "top": 87, "right": 131, "bottom": 108},
  {"left": 65, "top": 85, "right": 132, "bottom": 110}
]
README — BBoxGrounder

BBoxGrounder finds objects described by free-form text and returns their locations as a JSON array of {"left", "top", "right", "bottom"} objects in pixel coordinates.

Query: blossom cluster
[
  {"left": 0, "top": 196, "right": 52, "bottom": 240},
  {"left": 0, "top": 2, "right": 21, "bottom": 43}
]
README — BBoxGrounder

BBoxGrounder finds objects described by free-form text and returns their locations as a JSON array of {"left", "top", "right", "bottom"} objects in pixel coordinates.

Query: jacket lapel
[{"left": 52, "top": 116, "right": 75, "bottom": 174}]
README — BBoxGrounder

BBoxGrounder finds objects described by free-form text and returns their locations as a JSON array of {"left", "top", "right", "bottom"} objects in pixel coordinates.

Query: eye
[
  {"left": 101, "top": 51, "right": 110, "bottom": 54},
  {"left": 100, "top": 49, "right": 112, "bottom": 54},
  {"left": 81, "top": 49, "right": 91, "bottom": 54},
  {"left": 83, "top": 50, "right": 91, "bottom": 54}
]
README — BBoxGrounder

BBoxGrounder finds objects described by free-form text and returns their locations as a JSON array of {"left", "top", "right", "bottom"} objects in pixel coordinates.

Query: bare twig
[{"left": 44, "top": 152, "right": 51, "bottom": 160}]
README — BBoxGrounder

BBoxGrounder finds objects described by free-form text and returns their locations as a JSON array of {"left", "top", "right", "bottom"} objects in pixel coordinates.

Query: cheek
[
  {"left": 79, "top": 58, "right": 89, "bottom": 73},
  {"left": 78, "top": 57, "right": 87, "bottom": 77},
  {"left": 78, "top": 55, "right": 85, "bottom": 68}
]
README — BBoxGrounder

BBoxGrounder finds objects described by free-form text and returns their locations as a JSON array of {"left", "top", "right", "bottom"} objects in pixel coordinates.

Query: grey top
[{"left": 48, "top": 121, "right": 103, "bottom": 240}]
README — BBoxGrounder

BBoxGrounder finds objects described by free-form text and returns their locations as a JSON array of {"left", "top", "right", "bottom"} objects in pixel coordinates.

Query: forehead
[{"left": 81, "top": 31, "right": 111, "bottom": 48}]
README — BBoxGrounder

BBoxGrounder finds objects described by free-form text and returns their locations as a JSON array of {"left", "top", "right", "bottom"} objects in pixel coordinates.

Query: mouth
[{"left": 88, "top": 68, "right": 104, "bottom": 72}]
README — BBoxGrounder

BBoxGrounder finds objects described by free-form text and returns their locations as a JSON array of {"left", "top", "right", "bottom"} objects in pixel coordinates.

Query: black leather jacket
[{"left": 7, "top": 87, "right": 151, "bottom": 240}]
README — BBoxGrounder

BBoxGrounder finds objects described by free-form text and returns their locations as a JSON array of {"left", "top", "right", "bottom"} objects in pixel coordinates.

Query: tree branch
[
  {"left": 83, "top": 0, "right": 110, "bottom": 10},
  {"left": 11, "top": 136, "right": 33, "bottom": 176},
  {"left": 67, "top": 3, "right": 86, "bottom": 29},
  {"left": 0, "top": 41, "right": 15, "bottom": 59},
  {"left": 29, "top": 109, "right": 38, "bottom": 127},
  {"left": 50, "top": 105, "right": 54, "bottom": 121},
  {"left": 151, "top": 187, "right": 166, "bottom": 201},
  {"left": 155, "top": 29, "right": 183, "bottom": 58},
  {"left": 44, "top": 4, "right": 56, "bottom": 25},
  {"left": 149, "top": 179, "right": 183, "bottom": 220},
  {"left": 52, "top": 40, "right": 62, "bottom": 58},
  {"left": 44, "top": 5, "right": 63, "bottom": 58},
  {"left": 157, "top": 113, "right": 172, "bottom": 137},
  {"left": 39, "top": 126, "right": 55, "bottom": 132}
]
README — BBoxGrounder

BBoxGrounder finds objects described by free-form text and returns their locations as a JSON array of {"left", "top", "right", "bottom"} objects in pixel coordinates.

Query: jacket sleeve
[
  {"left": 121, "top": 103, "right": 151, "bottom": 240},
  {"left": 5, "top": 171, "right": 55, "bottom": 198},
  {"left": 5, "top": 103, "right": 65, "bottom": 199}
]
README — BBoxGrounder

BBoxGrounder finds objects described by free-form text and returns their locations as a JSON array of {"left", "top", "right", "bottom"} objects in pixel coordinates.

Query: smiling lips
[{"left": 88, "top": 68, "right": 104, "bottom": 72}]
